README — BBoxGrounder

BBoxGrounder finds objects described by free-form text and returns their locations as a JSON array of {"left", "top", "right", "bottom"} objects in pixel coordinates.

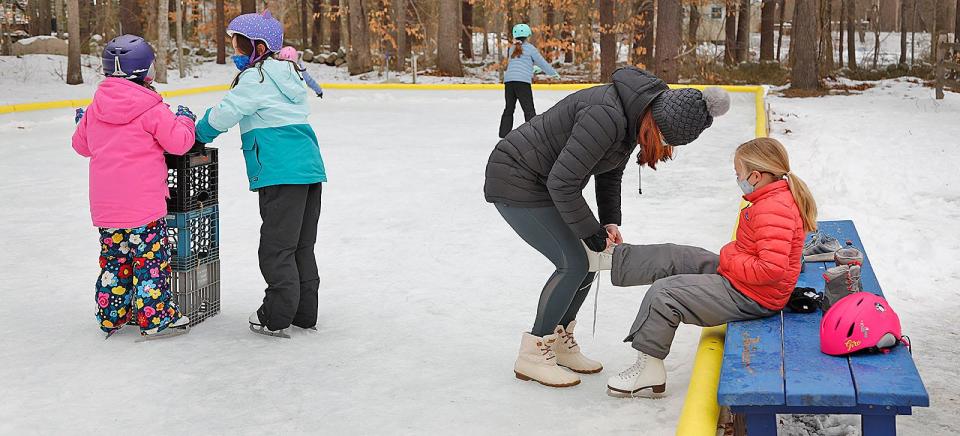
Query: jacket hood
[
  {"left": 91, "top": 77, "right": 163, "bottom": 124},
  {"left": 611, "top": 67, "right": 669, "bottom": 142},
  {"left": 256, "top": 58, "right": 308, "bottom": 104}
]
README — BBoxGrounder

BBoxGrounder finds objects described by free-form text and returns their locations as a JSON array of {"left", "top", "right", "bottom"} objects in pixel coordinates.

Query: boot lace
[
  {"left": 559, "top": 330, "right": 578, "bottom": 350},
  {"left": 539, "top": 341, "right": 557, "bottom": 361},
  {"left": 616, "top": 353, "right": 648, "bottom": 380}
]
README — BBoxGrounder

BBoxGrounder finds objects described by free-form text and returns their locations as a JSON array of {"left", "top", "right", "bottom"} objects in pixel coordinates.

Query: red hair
[{"left": 636, "top": 110, "right": 674, "bottom": 170}]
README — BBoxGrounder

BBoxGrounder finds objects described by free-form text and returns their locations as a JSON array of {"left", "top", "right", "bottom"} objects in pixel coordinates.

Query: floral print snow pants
[{"left": 95, "top": 219, "right": 183, "bottom": 333}]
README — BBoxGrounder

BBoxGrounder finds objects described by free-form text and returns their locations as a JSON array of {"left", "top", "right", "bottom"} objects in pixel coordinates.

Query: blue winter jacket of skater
[
  {"left": 195, "top": 58, "right": 327, "bottom": 191},
  {"left": 504, "top": 42, "right": 558, "bottom": 83}
]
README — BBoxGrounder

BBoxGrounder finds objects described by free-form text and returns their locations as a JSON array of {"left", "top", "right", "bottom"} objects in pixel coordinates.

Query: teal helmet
[{"left": 512, "top": 23, "right": 532, "bottom": 39}]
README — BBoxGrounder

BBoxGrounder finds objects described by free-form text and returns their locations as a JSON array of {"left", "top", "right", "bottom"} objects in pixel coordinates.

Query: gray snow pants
[
  {"left": 611, "top": 243, "right": 776, "bottom": 359},
  {"left": 495, "top": 203, "right": 596, "bottom": 337}
]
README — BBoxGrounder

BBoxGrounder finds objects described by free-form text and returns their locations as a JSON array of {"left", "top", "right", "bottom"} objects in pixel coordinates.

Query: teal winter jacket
[{"left": 196, "top": 58, "right": 327, "bottom": 190}]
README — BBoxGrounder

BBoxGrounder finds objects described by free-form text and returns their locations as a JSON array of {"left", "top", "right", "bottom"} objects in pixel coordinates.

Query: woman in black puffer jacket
[{"left": 484, "top": 67, "right": 730, "bottom": 388}]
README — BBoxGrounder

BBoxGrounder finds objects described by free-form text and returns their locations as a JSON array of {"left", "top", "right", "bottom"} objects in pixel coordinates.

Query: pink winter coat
[{"left": 72, "top": 78, "right": 195, "bottom": 228}]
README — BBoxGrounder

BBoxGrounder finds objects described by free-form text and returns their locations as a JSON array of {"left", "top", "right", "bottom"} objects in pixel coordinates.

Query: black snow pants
[
  {"left": 256, "top": 183, "right": 323, "bottom": 330},
  {"left": 499, "top": 81, "right": 536, "bottom": 138}
]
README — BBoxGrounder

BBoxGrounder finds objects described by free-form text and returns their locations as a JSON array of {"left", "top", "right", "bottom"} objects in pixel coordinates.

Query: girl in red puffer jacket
[{"left": 598, "top": 137, "right": 818, "bottom": 397}]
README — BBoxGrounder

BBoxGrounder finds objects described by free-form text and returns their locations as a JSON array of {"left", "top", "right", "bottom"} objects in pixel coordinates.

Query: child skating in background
[
  {"left": 589, "top": 138, "right": 817, "bottom": 397},
  {"left": 278, "top": 46, "right": 324, "bottom": 98},
  {"left": 194, "top": 11, "right": 327, "bottom": 338},
  {"left": 72, "top": 34, "right": 197, "bottom": 339},
  {"left": 499, "top": 23, "right": 561, "bottom": 138}
]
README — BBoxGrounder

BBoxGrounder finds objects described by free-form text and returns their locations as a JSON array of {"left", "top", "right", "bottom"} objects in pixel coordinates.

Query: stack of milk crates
[{"left": 162, "top": 146, "right": 221, "bottom": 326}]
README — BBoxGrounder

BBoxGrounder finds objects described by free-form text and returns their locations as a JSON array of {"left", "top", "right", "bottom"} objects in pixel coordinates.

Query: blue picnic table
[{"left": 717, "top": 220, "right": 929, "bottom": 436}]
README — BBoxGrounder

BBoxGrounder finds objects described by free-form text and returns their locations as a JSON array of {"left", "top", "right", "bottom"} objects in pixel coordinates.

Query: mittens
[
  {"left": 176, "top": 105, "right": 196, "bottom": 121},
  {"left": 75, "top": 108, "right": 85, "bottom": 124}
]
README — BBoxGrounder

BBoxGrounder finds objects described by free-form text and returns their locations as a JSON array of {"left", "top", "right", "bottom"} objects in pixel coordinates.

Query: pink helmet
[
  {"left": 820, "top": 292, "right": 903, "bottom": 356},
  {"left": 278, "top": 46, "right": 299, "bottom": 61}
]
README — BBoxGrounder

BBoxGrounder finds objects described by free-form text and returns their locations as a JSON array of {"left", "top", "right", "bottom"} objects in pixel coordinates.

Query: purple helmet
[
  {"left": 102, "top": 34, "right": 156, "bottom": 82},
  {"left": 227, "top": 10, "right": 284, "bottom": 53}
]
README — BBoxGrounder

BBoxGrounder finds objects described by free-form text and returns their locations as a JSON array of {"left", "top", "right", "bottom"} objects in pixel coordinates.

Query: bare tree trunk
[
  {"left": 725, "top": 0, "right": 738, "bottom": 64},
  {"left": 347, "top": 0, "right": 372, "bottom": 74},
  {"left": 599, "top": 0, "right": 615, "bottom": 81},
  {"left": 156, "top": 0, "right": 168, "bottom": 83},
  {"left": 313, "top": 0, "right": 323, "bottom": 51},
  {"left": 899, "top": 0, "right": 908, "bottom": 62},
  {"left": 656, "top": 0, "right": 681, "bottom": 81},
  {"left": 462, "top": 0, "right": 473, "bottom": 59},
  {"left": 396, "top": 0, "right": 409, "bottom": 68},
  {"left": 689, "top": 5, "right": 701, "bottom": 45},
  {"left": 562, "top": 10, "right": 573, "bottom": 63},
  {"left": 55, "top": 0, "right": 65, "bottom": 36},
  {"left": 631, "top": 0, "right": 655, "bottom": 68},
  {"left": 437, "top": 0, "right": 463, "bottom": 75},
  {"left": 67, "top": 0, "right": 82, "bottom": 84},
  {"left": 481, "top": 6, "right": 489, "bottom": 57},
  {"left": 760, "top": 0, "right": 776, "bottom": 60},
  {"left": 300, "top": 0, "right": 309, "bottom": 48},
  {"left": 847, "top": 0, "right": 856, "bottom": 69},
  {"left": 79, "top": 0, "right": 91, "bottom": 53},
  {"left": 872, "top": 4, "right": 880, "bottom": 68},
  {"left": 955, "top": 0, "right": 960, "bottom": 43},
  {"left": 736, "top": 0, "right": 751, "bottom": 61},
  {"left": 176, "top": 0, "right": 185, "bottom": 78},
  {"left": 215, "top": 0, "right": 225, "bottom": 63},
  {"left": 777, "top": 0, "right": 786, "bottom": 61},
  {"left": 820, "top": 0, "right": 835, "bottom": 74},
  {"left": 792, "top": 0, "right": 819, "bottom": 88},
  {"left": 331, "top": 0, "right": 342, "bottom": 51},
  {"left": 339, "top": 0, "right": 349, "bottom": 53},
  {"left": 38, "top": 0, "right": 52, "bottom": 35},
  {"left": 839, "top": 0, "right": 845, "bottom": 65},
  {"left": 241, "top": 0, "right": 256, "bottom": 14}
]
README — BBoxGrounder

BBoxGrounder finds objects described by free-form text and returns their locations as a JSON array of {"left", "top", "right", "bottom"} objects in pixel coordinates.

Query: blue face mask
[{"left": 231, "top": 55, "right": 250, "bottom": 71}]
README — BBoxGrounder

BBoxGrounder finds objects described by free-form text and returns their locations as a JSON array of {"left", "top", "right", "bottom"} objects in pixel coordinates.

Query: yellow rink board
[{"left": 0, "top": 80, "right": 768, "bottom": 436}]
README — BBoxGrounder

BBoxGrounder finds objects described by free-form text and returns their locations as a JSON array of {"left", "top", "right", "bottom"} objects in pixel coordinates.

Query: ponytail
[
  {"left": 735, "top": 138, "right": 818, "bottom": 233},
  {"left": 785, "top": 172, "right": 818, "bottom": 233},
  {"left": 511, "top": 38, "right": 526, "bottom": 59}
]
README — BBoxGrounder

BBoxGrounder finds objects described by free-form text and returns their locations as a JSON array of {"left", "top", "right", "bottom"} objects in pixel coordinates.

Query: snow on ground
[{"left": 0, "top": 79, "right": 958, "bottom": 435}]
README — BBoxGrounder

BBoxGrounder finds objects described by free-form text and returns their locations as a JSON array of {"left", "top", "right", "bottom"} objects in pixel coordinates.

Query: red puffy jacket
[{"left": 718, "top": 180, "right": 805, "bottom": 310}]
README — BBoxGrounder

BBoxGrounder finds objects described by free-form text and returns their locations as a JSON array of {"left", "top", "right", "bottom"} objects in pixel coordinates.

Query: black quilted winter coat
[{"left": 483, "top": 67, "right": 669, "bottom": 238}]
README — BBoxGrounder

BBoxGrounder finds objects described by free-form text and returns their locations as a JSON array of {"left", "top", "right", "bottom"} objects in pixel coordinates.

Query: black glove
[
  {"left": 582, "top": 228, "right": 609, "bottom": 252},
  {"left": 189, "top": 140, "right": 206, "bottom": 154}
]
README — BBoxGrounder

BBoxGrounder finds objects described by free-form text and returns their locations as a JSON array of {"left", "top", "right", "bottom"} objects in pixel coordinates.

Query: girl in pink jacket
[{"left": 72, "top": 35, "right": 196, "bottom": 339}]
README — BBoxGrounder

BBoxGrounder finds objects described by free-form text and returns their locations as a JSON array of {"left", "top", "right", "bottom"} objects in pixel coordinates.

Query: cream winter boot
[
  {"left": 583, "top": 242, "right": 614, "bottom": 272},
  {"left": 514, "top": 332, "right": 581, "bottom": 388},
  {"left": 606, "top": 351, "right": 667, "bottom": 397},
  {"left": 553, "top": 321, "right": 603, "bottom": 374}
]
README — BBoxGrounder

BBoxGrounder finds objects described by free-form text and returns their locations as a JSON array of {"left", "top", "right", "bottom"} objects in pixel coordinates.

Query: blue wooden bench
[{"left": 717, "top": 220, "right": 929, "bottom": 436}]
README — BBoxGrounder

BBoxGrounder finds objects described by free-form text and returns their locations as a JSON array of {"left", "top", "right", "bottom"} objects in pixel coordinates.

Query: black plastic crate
[
  {"left": 165, "top": 205, "right": 220, "bottom": 271},
  {"left": 170, "top": 260, "right": 221, "bottom": 326},
  {"left": 166, "top": 147, "right": 218, "bottom": 213}
]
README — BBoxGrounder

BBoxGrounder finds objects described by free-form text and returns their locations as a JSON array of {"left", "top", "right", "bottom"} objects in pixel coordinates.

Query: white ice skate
[
  {"left": 137, "top": 316, "right": 191, "bottom": 342},
  {"left": 514, "top": 332, "right": 580, "bottom": 388},
  {"left": 606, "top": 351, "right": 666, "bottom": 398},
  {"left": 553, "top": 321, "right": 603, "bottom": 374},
  {"left": 249, "top": 312, "right": 291, "bottom": 339},
  {"left": 583, "top": 242, "right": 614, "bottom": 272}
]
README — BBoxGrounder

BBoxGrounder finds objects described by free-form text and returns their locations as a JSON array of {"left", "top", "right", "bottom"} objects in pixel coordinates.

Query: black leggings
[
  {"left": 499, "top": 81, "right": 536, "bottom": 138},
  {"left": 495, "top": 203, "right": 595, "bottom": 337}
]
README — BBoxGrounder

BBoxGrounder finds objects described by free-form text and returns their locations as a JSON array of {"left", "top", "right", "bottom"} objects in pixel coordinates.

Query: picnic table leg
[
  {"left": 744, "top": 413, "right": 776, "bottom": 436},
  {"left": 861, "top": 414, "right": 896, "bottom": 436}
]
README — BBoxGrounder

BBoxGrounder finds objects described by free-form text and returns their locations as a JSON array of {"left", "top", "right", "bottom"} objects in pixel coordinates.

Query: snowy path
[{"left": 0, "top": 84, "right": 957, "bottom": 435}]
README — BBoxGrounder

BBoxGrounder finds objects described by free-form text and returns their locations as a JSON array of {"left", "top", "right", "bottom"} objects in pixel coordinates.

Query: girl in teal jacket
[{"left": 195, "top": 11, "right": 326, "bottom": 337}]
